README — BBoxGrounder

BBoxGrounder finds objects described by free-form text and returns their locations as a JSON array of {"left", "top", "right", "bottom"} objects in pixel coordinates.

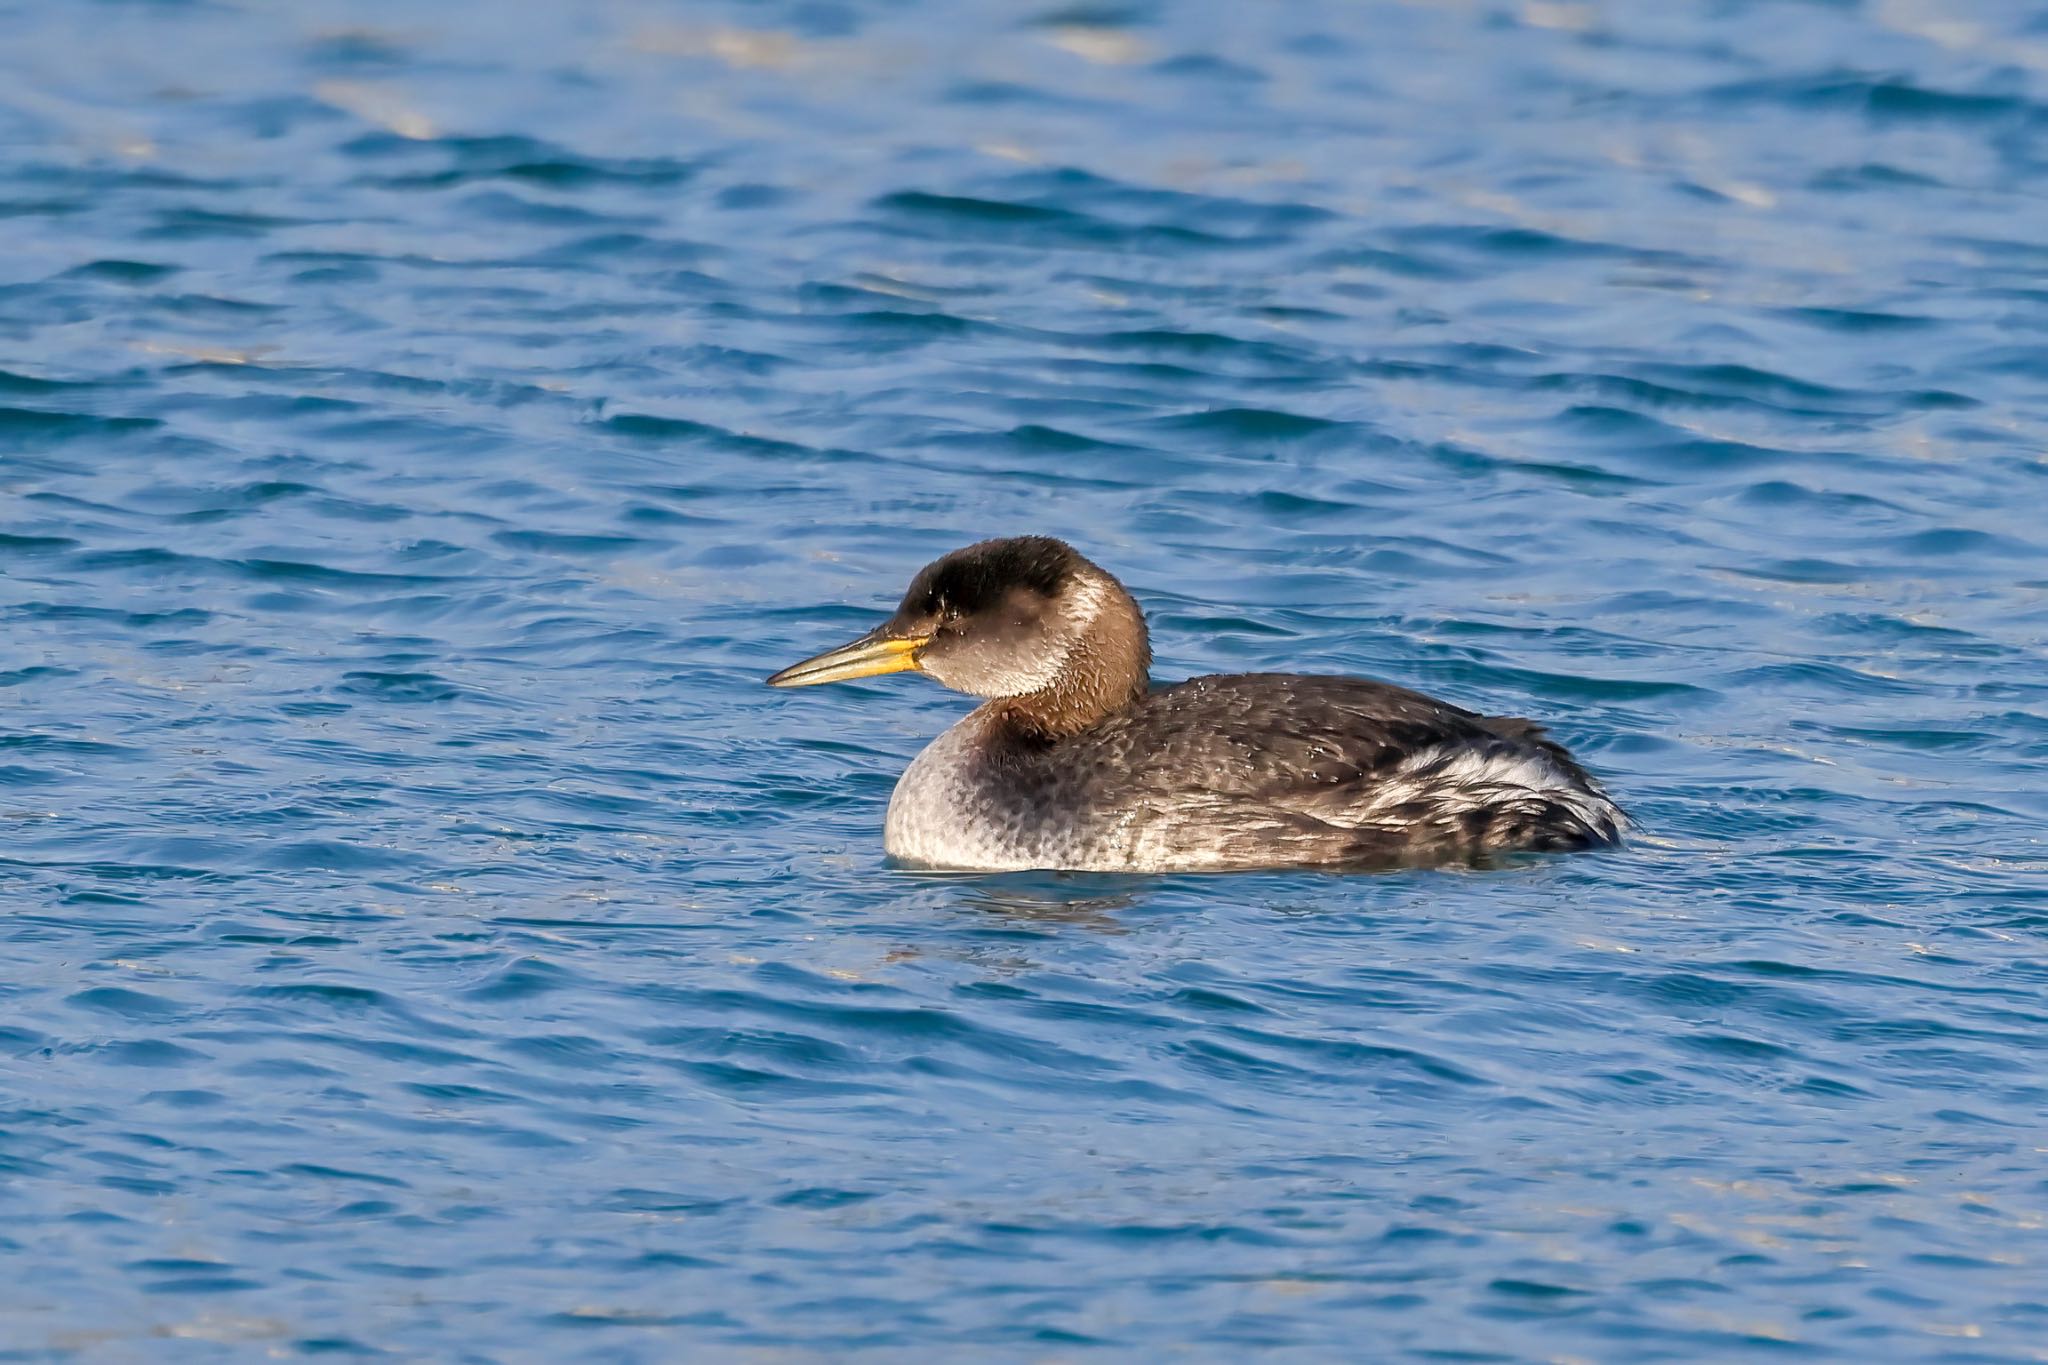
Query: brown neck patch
[{"left": 991, "top": 572, "right": 1151, "bottom": 740}]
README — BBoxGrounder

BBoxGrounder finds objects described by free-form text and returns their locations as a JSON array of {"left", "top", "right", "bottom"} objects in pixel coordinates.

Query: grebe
[{"left": 768, "top": 536, "right": 1624, "bottom": 872}]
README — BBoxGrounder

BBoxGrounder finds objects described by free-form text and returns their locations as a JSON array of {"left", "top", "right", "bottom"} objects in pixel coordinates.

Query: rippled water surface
[{"left": 5, "top": 0, "right": 2048, "bottom": 1358}]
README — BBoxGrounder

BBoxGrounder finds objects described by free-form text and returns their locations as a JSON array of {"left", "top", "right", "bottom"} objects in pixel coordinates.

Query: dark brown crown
[{"left": 899, "top": 536, "right": 1083, "bottom": 619}]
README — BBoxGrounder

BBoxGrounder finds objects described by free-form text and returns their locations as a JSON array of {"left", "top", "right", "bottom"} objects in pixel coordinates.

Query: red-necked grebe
[{"left": 768, "top": 536, "right": 1625, "bottom": 872}]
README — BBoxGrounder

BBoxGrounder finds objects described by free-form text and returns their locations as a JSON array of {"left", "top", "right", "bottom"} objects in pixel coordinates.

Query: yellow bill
[{"left": 766, "top": 631, "right": 928, "bottom": 688}]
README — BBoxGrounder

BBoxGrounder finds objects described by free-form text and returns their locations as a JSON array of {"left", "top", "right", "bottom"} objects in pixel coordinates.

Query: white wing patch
[{"left": 1349, "top": 743, "right": 1625, "bottom": 838}]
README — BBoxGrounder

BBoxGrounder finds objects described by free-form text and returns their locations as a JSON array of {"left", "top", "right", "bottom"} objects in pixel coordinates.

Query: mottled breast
[{"left": 884, "top": 711, "right": 1086, "bottom": 870}]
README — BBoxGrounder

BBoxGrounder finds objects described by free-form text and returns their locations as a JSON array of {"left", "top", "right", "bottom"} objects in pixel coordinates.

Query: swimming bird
[{"left": 768, "top": 536, "right": 1625, "bottom": 872}]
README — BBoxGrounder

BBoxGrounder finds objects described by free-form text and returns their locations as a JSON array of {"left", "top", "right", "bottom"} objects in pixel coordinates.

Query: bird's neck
[{"left": 993, "top": 570, "right": 1151, "bottom": 740}]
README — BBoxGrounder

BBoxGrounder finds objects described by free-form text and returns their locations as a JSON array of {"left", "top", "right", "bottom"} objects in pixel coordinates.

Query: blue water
[{"left": 4, "top": 0, "right": 2047, "bottom": 1357}]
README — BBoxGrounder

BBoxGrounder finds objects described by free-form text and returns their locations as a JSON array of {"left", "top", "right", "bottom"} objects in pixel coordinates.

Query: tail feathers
[
  {"left": 1470, "top": 793, "right": 1624, "bottom": 852},
  {"left": 1333, "top": 738, "right": 1626, "bottom": 857}
]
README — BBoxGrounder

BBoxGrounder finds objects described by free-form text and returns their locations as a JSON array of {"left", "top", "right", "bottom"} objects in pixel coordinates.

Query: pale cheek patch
[
  {"left": 924, "top": 575, "right": 1114, "bottom": 699},
  {"left": 927, "top": 645, "right": 1068, "bottom": 698}
]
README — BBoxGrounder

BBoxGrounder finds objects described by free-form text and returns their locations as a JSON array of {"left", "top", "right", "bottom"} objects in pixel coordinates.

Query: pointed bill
[{"left": 766, "top": 630, "right": 928, "bottom": 688}]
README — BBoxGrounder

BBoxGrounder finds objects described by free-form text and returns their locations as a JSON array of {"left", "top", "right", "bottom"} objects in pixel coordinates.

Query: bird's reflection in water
[
  {"left": 889, "top": 868, "right": 1156, "bottom": 935},
  {"left": 961, "top": 872, "right": 1152, "bottom": 930}
]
